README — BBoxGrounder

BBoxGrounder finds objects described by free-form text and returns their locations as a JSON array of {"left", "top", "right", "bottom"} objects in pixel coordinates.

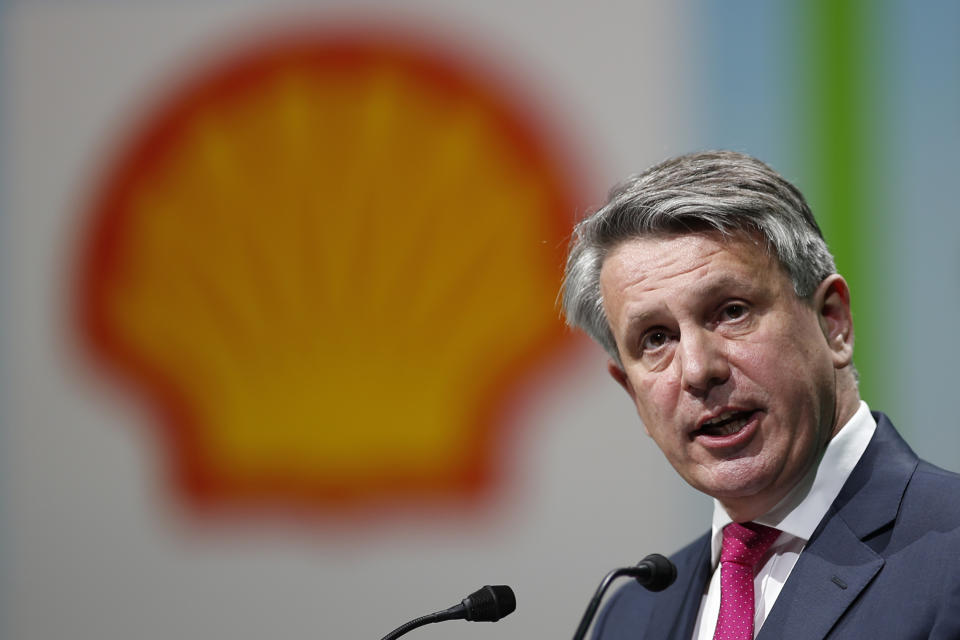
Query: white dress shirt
[{"left": 691, "top": 401, "right": 877, "bottom": 639}]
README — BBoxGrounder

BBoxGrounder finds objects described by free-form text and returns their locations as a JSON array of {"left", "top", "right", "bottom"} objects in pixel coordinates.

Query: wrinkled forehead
[
  {"left": 599, "top": 231, "right": 798, "bottom": 303},
  {"left": 602, "top": 229, "right": 776, "bottom": 273}
]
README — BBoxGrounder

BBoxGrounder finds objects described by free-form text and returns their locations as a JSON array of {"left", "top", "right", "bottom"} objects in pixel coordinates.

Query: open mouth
[{"left": 695, "top": 410, "right": 758, "bottom": 438}]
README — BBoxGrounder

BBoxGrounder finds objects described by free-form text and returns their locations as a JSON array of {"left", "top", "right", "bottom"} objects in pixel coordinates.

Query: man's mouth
[{"left": 694, "top": 410, "right": 758, "bottom": 438}]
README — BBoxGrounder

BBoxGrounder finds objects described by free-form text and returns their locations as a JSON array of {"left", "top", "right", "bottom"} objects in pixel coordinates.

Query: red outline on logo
[{"left": 74, "top": 22, "right": 593, "bottom": 522}]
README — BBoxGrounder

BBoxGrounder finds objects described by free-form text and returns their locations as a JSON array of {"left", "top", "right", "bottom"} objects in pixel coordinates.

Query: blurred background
[{"left": 2, "top": 1, "right": 957, "bottom": 638}]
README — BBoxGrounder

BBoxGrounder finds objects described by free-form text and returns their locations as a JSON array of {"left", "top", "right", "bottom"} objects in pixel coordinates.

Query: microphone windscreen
[
  {"left": 639, "top": 553, "right": 677, "bottom": 592},
  {"left": 462, "top": 585, "right": 516, "bottom": 621}
]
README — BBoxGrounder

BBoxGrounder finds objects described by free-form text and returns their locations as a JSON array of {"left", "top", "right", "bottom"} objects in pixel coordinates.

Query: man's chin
[{"left": 688, "top": 465, "right": 777, "bottom": 511}]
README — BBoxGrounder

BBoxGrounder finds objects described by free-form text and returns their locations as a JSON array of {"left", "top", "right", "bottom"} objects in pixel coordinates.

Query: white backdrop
[{"left": 2, "top": 3, "right": 712, "bottom": 639}]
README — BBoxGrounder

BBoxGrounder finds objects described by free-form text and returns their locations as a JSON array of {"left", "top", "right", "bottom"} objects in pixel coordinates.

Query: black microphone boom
[
  {"left": 380, "top": 585, "right": 516, "bottom": 640},
  {"left": 571, "top": 554, "right": 677, "bottom": 640}
]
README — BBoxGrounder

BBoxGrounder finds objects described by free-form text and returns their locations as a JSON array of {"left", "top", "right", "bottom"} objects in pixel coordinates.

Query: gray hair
[{"left": 561, "top": 150, "right": 837, "bottom": 363}]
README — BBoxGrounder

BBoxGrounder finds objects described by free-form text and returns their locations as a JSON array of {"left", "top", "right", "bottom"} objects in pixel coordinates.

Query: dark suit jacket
[{"left": 592, "top": 413, "right": 960, "bottom": 639}]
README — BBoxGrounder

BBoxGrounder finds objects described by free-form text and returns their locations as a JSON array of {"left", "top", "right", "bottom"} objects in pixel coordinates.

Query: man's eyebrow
[
  {"left": 622, "top": 308, "right": 660, "bottom": 330},
  {"left": 690, "top": 274, "right": 760, "bottom": 299}
]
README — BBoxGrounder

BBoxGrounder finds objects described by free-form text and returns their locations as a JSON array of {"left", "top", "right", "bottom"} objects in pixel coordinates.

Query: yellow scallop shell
[{"left": 79, "top": 32, "right": 583, "bottom": 512}]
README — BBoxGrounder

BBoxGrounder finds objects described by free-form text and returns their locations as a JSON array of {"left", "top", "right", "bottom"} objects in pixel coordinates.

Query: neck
[
  {"left": 721, "top": 386, "right": 862, "bottom": 523},
  {"left": 831, "top": 380, "right": 861, "bottom": 440}
]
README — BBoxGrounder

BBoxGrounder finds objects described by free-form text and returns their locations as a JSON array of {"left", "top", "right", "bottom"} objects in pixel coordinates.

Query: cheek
[
  {"left": 730, "top": 328, "right": 819, "bottom": 384},
  {"left": 632, "top": 379, "right": 682, "bottom": 437},
  {"left": 633, "top": 377, "right": 674, "bottom": 412}
]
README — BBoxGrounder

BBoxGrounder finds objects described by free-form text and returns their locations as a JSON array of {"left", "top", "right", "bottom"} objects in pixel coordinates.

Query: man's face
[{"left": 600, "top": 233, "right": 852, "bottom": 520}]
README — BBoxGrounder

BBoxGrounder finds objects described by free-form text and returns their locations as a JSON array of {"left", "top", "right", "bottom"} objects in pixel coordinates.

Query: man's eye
[
  {"left": 721, "top": 303, "right": 748, "bottom": 320},
  {"left": 641, "top": 330, "right": 670, "bottom": 351}
]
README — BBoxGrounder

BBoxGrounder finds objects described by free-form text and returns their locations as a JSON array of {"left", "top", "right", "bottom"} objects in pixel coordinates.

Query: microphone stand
[
  {"left": 380, "top": 585, "right": 515, "bottom": 640},
  {"left": 381, "top": 605, "right": 464, "bottom": 640},
  {"left": 572, "top": 554, "right": 676, "bottom": 640},
  {"left": 572, "top": 566, "right": 649, "bottom": 640}
]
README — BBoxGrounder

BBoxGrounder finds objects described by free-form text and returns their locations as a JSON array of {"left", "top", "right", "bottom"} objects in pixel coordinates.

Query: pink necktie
[{"left": 713, "top": 522, "right": 781, "bottom": 640}]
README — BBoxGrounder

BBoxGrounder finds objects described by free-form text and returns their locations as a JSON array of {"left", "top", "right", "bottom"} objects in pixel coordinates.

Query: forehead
[{"left": 599, "top": 232, "right": 788, "bottom": 305}]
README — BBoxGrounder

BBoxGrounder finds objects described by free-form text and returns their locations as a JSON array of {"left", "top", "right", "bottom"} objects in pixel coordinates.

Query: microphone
[
  {"left": 380, "top": 585, "right": 516, "bottom": 640},
  {"left": 460, "top": 584, "right": 517, "bottom": 621},
  {"left": 571, "top": 554, "right": 677, "bottom": 640},
  {"left": 621, "top": 553, "right": 677, "bottom": 592}
]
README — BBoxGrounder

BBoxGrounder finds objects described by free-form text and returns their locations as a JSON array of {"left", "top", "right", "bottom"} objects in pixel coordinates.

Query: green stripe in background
[{"left": 797, "top": 0, "right": 891, "bottom": 415}]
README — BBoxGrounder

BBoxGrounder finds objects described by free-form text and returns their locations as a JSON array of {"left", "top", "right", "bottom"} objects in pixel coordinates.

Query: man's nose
[{"left": 677, "top": 329, "right": 730, "bottom": 395}]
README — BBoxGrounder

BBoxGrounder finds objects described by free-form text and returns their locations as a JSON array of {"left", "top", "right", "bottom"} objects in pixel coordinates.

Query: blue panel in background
[
  {"left": 690, "top": 0, "right": 803, "bottom": 179},
  {"left": 886, "top": 0, "right": 960, "bottom": 470}
]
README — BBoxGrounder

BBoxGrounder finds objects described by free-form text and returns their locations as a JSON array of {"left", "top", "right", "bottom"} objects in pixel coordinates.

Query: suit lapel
[
  {"left": 758, "top": 511, "right": 883, "bottom": 639},
  {"left": 758, "top": 413, "right": 918, "bottom": 640}
]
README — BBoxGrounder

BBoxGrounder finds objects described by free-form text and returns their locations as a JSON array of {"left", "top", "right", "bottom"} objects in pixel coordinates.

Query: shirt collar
[{"left": 708, "top": 401, "right": 877, "bottom": 566}]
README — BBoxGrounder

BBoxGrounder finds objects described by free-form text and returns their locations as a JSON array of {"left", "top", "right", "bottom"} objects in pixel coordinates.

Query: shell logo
[{"left": 76, "top": 26, "right": 584, "bottom": 517}]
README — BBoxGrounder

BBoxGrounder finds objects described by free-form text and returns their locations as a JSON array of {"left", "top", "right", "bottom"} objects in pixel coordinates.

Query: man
[{"left": 561, "top": 151, "right": 960, "bottom": 639}]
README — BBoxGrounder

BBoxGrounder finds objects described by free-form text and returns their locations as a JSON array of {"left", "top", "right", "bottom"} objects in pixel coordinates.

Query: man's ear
[
  {"left": 608, "top": 358, "right": 645, "bottom": 412},
  {"left": 814, "top": 274, "right": 855, "bottom": 368},
  {"left": 608, "top": 361, "right": 652, "bottom": 437},
  {"left": 607, "top": 360, "right": 635, "bottom": 396}
]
